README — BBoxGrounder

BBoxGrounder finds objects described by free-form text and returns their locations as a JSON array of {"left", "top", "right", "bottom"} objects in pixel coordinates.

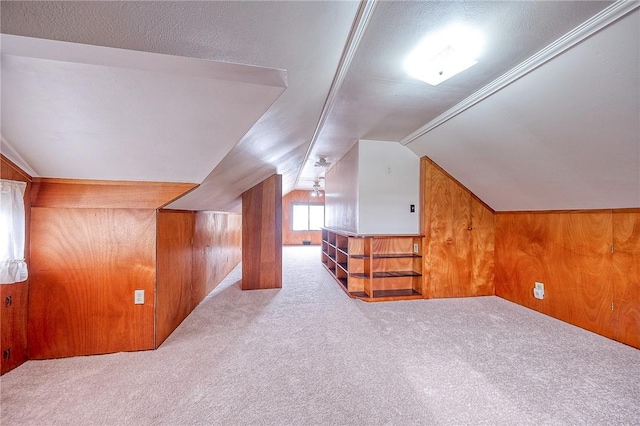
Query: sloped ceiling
[
  {"left": 406, "top": 9, "right": 640, "bottom": 211},
  {"left": 1, "top": 35, "right": 286, "bottom": 183},
  {"left": 0, "top": 0, "right": 359, "bottom": 211},
  {"left": 1, "top": 1, "right": 638, "bottom": 212}
]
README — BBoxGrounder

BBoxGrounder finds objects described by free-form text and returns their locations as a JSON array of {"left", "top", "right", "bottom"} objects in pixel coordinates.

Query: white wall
[
  {"left": 324, "top": 143, "right": 358, "bottom": 233},
  {"left": 358, "top": 140, "right": 419, "bottom": 234},
  {"left": 324, "top": 140, "right": 419, "bottom": 235}
]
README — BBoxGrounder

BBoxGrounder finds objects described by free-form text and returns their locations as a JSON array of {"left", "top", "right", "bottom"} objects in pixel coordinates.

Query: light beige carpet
[{"left": 1, "top": 246, "right": 639, "bottom": 425}]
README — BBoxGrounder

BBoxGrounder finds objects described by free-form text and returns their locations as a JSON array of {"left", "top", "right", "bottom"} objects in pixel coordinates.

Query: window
[
  {"left": 0, "top": 179, "right": 28, "bottom": 284},
  {"left": 292, "top": 203, "right": 324, "bottom": 231}
]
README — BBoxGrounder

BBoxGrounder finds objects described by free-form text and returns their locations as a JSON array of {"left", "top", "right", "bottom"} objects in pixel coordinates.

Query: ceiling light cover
[{"left": 406, "top": 25, "right": 484, "bottom": 86}]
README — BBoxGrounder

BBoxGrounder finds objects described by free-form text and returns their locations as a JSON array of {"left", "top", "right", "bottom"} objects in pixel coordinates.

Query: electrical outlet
[
  {"left": 134, "top": 289, "right": 145, "bottom": 305},
  {"left": 413, "top": 243, "right": 419, "bottom": 253},
  {"left": 533, "top": 282, "right": 544, "bottom": 300}
]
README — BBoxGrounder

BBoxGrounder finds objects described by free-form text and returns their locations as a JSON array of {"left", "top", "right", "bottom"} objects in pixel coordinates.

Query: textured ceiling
[
  {"left": 1, "top": 0, "right": 638, "bottom": 212},
  {"left": 1, "top": 35, "right": 286, "bottom": 183},
  {"left": 406, "top": 8, "right": 640, "bottom": 211},
  {"left": 299, "top": 0, "right": 614, "bottom": 186},
  {"left": 0, "top": 0, "right": 359, "bottom": 211}
]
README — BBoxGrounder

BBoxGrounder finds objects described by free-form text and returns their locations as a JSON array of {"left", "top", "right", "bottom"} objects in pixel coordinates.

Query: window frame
[{"left": 291, "top": 202, "right": 325, "bottom": 232}]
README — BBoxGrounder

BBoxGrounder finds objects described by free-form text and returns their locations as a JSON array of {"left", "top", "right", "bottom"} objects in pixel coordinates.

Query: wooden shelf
[
  {"left": 374, "top": 289, "right": 422, "bottom": 298},
  {"left": 352, "top": 271, "right": 421, "bottom": 279},
  {"left": 374, "top": 253, "right": 422, "bottom": 259},
  {"left": 321, "top": 228, "right": 424, "bottom": 302},
  {"left": 337, "top": 277, "right": 348, "bottom": 289}
]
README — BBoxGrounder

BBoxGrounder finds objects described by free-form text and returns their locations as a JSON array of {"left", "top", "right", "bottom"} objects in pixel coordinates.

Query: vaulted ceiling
[{"left": 1, "top": 1, "right": 638, "bottom": 212}]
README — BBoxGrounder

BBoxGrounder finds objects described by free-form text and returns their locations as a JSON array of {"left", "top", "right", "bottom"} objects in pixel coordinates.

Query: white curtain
[{"left": 0, "top": 179, "right": 28, "bottom": 284}]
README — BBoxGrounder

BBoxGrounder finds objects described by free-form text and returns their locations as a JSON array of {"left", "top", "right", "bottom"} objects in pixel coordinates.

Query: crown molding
[
  {"left": 294, "top": 0, "right": 378, "bottom": 187},
  {"left": 0, "top": 137, "right": 38, "bottom": 177},
  {"left": 401, "top": 0, "right": 640, "bottom": 146}
]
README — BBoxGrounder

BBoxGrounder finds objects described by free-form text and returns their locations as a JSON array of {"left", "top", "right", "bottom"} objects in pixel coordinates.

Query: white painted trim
[
  {"left": 0, "top": 137, "right": 38, "bottom": 177},
  {"left": 401, "top": 0, "right": 640, "bottom": 146},
  {"left": 294, "top": 0, "right": 378, "bottom": 187}
]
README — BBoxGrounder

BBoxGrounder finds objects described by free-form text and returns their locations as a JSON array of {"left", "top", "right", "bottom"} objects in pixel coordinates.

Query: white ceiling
[
  {"left": 407, "top": 8, "right": 640, "bottom": 211},
  {"left": 1, "top": 35, "right": 286, "bottom": 183},
  {"left": 1, "top": 1, "right": 638, "bottom": 212}
]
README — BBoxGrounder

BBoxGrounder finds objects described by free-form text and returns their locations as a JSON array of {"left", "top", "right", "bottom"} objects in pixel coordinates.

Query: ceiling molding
[
  {"left": 0, "top": 137, "right": 38, "bottom": 177},
  {"left": 401, "top": 0, "right": 639, "bottom": 146},
  {"left": 294, "top": 0, "right": 378, "bottom": 187}
]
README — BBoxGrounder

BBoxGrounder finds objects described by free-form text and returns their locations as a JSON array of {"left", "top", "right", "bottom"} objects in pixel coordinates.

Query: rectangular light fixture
[{"left": 406, "top": 25, "right": 484, "bottom": 86}]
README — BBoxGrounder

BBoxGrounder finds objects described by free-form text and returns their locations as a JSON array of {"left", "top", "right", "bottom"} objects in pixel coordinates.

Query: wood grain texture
[
  {"left": 324, "top": 230, "right": 423, "bottom": 301},
  {"left": 470, "top": 196, "right": 495, "bottom": 296},
  {"left": 282, "top": 190, "right": 324, "bottom": 245},
  {"left": 427, "top": 165, "right": 472, "bottom": 298},
  {"left": 242, "top": 174, "right": 282, "bottom": 290},
  {"left": 371, "top": 237, "right": 417, "bottom": 255},
  {"left": 31, "top": 178, "right": 197, "bottom": 209},
  {"left": 0, "top": 278, "right": 28, "bottom": 375},
  {"left": 421, "top": 157, "right": 495, "bottom": 299},
  {"left": 29, "top": 208, "right": 156, "bottom": 358},
  {"left": 612, "top": 212, "right": 640, "bottom": 348},
  {"left": 192, "top": 211, "right": 242, "bottom": 306},
  {"left": 1, "top": 155, "right": 31, "bottom": 375},
  {"left": 495, "top": 212, "right": 614, "bottom": 339},
  {"left": 420, "top": 157, "right": 433, "bottom": 298},
  {"left": 156, "top": 210, "right": 195, "bottom": 347}
]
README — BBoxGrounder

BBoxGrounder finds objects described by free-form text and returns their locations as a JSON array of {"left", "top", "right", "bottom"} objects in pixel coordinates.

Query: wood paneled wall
[
  {"left": 612, "top": 212, "right": 640, "bottom": 348},
  {"left": 495, "top": 210, "right": 640, "bottom": 349},
  {"left": 156, "top": 210, "right": 195, "bottom": 347},
  {"left": 242, "top": 174, "right": 282, "bottom": 290},
  {"left": 15, "top": 174, "right": 240, "bottom": 359},
  {"left": 31, "top": 178, "right": 197, "bottom": 209},
  {"left": 29, "top": 208, "right": 157, "bottom": 358},
  {"left": 421, "top": 157, "right": 495, "bottom": 298},
  {"left": 0, "top": 155, "right": 31, "bottom": 375},
  {"left": 27, "top": 178, "right": 196, "bottom": 359},
  {"left": 192, "top": 211, "right": 242, "bottom": 305},
  {"left": 282, "top": 190, "right": 324, "bottom": 245},
  {"left": 156, "top": 210, "right": 242, "bottom": 347}
]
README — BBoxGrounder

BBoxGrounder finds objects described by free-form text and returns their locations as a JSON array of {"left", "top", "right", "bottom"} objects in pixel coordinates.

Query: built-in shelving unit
[{"left": 321, "top": 228, "right": 423, "bottom": 302}]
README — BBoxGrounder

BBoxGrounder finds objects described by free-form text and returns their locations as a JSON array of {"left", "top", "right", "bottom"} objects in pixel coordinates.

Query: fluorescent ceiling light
[{"left": 406, "top": 25, "right": 484, "bottom": 86}]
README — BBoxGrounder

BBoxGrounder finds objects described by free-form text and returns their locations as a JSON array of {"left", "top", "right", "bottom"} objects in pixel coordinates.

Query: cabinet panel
[{"left": 1, "top": 282, "right": 28, "bottom": 375}]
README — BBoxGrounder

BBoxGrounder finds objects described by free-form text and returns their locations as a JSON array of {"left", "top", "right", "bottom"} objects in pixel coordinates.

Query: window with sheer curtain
[{"left": 0, "top": 179, "right": 28, "bottom": 284}]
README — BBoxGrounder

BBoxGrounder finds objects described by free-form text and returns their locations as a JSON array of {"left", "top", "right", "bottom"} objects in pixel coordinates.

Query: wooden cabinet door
[{"left": 0, "top": 282, "right": 28, "bottom": 375}]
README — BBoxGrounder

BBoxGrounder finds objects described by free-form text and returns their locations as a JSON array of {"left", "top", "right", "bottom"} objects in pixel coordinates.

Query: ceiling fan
[{"left": 314, "top": 157, "right": 332, "bottom": 168}]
